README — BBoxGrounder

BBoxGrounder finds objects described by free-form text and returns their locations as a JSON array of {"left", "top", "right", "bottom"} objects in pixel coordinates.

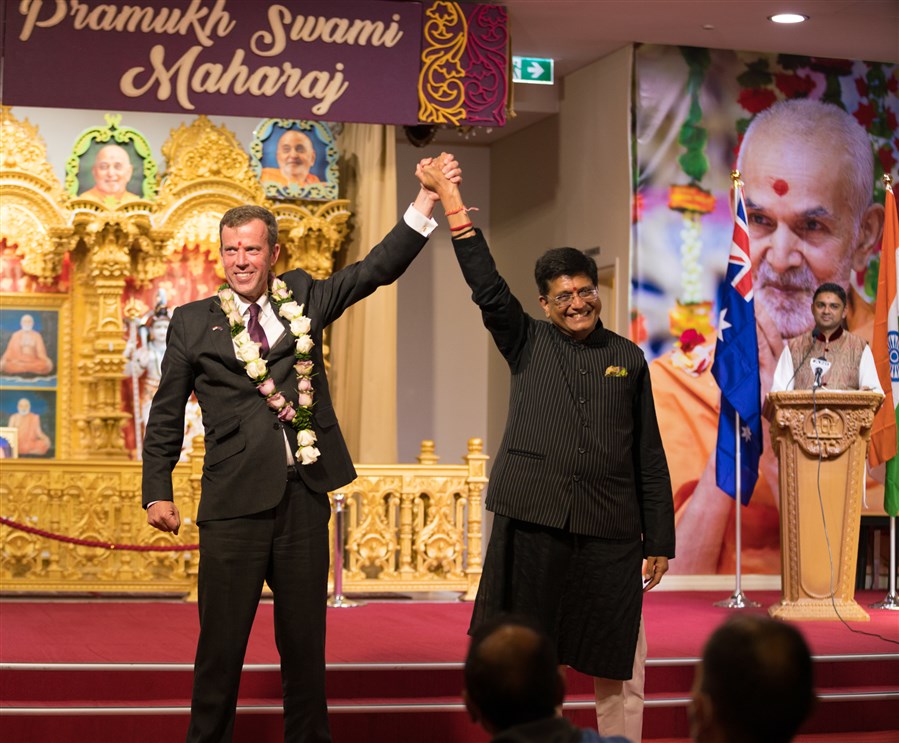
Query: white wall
[{"left": 395, "top": 142, "right": 490, "bottom": 463}]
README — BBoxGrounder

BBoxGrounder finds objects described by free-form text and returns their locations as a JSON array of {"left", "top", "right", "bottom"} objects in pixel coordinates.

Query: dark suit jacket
[
  {"left": 142, "top": 219, "right": 428, "bottom": 522},
  {"left": 453, "top": 230, "right": 675, "bottom": 558}
]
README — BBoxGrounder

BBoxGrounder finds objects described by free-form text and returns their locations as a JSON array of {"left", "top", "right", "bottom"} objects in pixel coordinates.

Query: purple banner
[{"left": 2, "top": 0, "right": 423, "bottom": 125}]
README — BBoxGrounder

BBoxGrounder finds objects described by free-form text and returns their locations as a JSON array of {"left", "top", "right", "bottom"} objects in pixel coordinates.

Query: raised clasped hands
[{"left": 416, "top": 151, "right": 461, "bottom": 201}]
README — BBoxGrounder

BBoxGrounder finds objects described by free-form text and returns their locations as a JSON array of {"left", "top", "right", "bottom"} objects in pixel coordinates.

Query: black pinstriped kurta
[{"left": 456, "top": 230, "right": 675, "bottom": 678}]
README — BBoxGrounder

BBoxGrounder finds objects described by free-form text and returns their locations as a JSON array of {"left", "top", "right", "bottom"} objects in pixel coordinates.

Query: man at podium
[
  {"left": 771, "top": 282, "right": 882, "bottom": 393},
  {"left": 765, "top": 283, "right": 885, "bottom": 622}
]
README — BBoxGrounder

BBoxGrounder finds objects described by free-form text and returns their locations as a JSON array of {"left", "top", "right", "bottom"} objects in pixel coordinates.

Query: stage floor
[
  {"left": 1, "top": 590, "right": 897, "bottom": 742},
  {"left": 2, "top": 589, "right": 897, "bottom": 665}
]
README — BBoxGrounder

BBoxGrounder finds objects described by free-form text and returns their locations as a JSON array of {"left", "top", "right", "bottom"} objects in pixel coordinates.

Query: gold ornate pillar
[
  {"left": 72, "top": 216, "right": 141, "bottom": 458},
  {"left": 462, "top": 438, "right": 488, "bottom": 600},
  {"left": 276, "top": 201, "right": 351, "bottom": 279}
]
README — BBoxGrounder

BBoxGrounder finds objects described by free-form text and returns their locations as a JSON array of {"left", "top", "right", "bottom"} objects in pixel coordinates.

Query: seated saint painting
[{"left": 0, "top": 314, "right": 54, "bottom": 376}]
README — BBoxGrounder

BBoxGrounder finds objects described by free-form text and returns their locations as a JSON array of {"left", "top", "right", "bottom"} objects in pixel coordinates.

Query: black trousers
[{"left": 187, "top": 477, "right": 332, "bottom": 743}]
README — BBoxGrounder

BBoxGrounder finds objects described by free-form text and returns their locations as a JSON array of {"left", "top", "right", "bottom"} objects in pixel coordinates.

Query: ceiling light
[{"left": 768, "top": 13, "right": 809, "bottom": 24}]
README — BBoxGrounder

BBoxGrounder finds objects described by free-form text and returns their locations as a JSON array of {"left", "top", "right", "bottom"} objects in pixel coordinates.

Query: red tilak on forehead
[
  {"left": 772, "top": 179, "right": 789, "bottom": 196},
  {"left": 237, "top": 241, "right": 242, "bottom": 247}
]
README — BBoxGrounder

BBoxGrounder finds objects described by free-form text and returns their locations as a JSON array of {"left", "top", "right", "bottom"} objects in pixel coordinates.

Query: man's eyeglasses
[{"left": 546, "top": 286, "right": 599, "bottom": 308}]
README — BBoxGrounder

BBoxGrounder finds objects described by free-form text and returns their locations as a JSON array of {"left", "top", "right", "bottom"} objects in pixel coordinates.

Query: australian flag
[{"left": 711, "top": 184, "right": 762, "bottom": 505}]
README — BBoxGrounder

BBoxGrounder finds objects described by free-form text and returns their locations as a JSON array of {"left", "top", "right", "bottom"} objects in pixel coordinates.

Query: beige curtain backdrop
[{"left": 329, "top": 124, "right": 400, "bottom": 463}]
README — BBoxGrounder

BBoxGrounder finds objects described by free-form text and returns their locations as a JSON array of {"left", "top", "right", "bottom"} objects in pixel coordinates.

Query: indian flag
[{"left": 870, "top": 182, "right": 899, "bottom": 517}]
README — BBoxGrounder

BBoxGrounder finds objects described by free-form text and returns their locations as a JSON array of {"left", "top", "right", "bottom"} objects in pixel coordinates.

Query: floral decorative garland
[{"left": 217, "top": 278, "right": 320, "bottom": 465}]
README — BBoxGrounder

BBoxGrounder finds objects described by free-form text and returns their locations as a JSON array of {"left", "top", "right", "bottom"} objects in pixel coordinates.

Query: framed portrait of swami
[
  {"left": 65, "top": 114, "right": 157, "bottom": 206},
  {"left": 0, "top": 389, "right": 56, "bottom": 458},
  {"left": 251, "top": 119, "right": 339, "bottom": 202},
  {"left": 0, "top": 306, "right": 59, "bottom": 388}
]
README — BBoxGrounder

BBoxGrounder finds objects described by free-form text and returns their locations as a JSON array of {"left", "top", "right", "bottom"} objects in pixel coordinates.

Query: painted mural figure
[
  {"left": 0, "top": 243, "right": 27, "bottom": 293},
  {"left": 654, "top": 99, "right": 886, "bottom": 575},
  {"left": 125, "top": 305, "right": 170, "bottom": 438},
  {"left": 8, "top": 397, "right": 51, "bottom": 456},
  {"left": 0, "top": 314, "right": 54, "bottom": 376},
  {"left": 79, "top": 143, "right": 140, "bottom": 204}
]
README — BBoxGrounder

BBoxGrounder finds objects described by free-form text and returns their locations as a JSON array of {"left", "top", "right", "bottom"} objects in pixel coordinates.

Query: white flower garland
[{"left": 217, "top": 278, "right": 320, "bottom": 465}]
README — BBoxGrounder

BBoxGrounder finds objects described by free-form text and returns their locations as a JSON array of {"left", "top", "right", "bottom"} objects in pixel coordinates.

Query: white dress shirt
[
  {"left": 771, "top": 343, "right": 883, "bottom": 393},
  {"left": 403, "top": 202, "right": 438, "bottom": 236}
]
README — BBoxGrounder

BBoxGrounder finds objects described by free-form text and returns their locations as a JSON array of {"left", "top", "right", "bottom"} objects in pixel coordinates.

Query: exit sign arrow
[{"left": 512, "top": 56, "right": 554, "bottom": 85}]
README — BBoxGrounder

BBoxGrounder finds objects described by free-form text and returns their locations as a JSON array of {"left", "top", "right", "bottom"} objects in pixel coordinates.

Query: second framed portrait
[{"left": 251, "top": 119, "right": 339, "bottom": 201}]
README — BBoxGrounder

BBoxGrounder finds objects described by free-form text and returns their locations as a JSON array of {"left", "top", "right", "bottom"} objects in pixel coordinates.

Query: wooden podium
[{"left": 764, "top": 390, "right": 883, "bottom": 621}]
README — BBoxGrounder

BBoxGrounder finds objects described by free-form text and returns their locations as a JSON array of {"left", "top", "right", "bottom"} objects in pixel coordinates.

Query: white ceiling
[{"left": 427, "top": 0, "right": 899, "bottom": 144}]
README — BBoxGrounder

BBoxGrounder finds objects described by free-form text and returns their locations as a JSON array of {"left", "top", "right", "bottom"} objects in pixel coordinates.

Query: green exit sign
[{"left": 512, "top": 56, "right": 554, "bottom": 85}]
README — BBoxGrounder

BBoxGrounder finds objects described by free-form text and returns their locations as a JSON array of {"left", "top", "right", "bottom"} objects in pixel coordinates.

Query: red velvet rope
[{"left": 0, "top": 516, "right": 198, "bottom": 552}]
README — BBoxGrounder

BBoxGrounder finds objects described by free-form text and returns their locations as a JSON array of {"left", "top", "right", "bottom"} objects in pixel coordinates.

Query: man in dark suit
[
  {"left": 142, "top": 154, "right": 459, "bottom": 742},
  {"left": 418, "top": 158, "right": 675, "bottom": 742}
]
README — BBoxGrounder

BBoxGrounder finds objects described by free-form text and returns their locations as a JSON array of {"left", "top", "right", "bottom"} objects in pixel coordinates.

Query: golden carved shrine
[{"left": 0, "top": 107, "right": 485, "bottom": 600}]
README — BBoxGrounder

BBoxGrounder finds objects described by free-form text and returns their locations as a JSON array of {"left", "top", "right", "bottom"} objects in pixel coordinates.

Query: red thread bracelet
[{"left": 450, "top": 221, "right": 473, "bottom": 232}]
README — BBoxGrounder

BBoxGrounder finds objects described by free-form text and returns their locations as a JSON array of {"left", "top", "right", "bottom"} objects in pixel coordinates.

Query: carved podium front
[{"left": 764, "top": 391, "right": 883, "bottom": 621}]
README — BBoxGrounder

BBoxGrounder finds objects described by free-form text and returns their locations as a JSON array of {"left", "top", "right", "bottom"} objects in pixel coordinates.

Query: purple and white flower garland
[{"left": 217, "top": 278, "right": 320, "bottom": 465}]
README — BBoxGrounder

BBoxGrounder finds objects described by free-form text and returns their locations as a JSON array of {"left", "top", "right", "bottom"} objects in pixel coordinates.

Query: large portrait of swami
[{"left": 251, "top": 119, "right": 339, "bottom": 201}]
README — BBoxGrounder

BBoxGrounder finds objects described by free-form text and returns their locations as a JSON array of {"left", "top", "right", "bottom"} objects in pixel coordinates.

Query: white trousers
[{"left": 594, "top": 616, "right": 647, "bottom": 742}]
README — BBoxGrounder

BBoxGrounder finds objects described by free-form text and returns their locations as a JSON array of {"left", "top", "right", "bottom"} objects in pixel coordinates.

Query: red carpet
[
  {"left": 3, "top": 590, "right": 896, "bottom": 662},
  {"left": 1, "top": 590, "right": 897, "bottom": 742}
]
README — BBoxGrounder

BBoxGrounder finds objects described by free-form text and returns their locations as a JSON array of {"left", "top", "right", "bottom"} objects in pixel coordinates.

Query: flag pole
[
  {"left": 868, "top": 175, "right": 898, "bottom": 611},
  {"left": 715, "top": 409, "right": 759, "bottom": 608},
  {"left": 869, "top": 516, "right": 899, "bottom": 611}
]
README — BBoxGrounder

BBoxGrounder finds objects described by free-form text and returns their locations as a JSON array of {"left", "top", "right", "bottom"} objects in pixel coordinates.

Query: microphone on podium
[
  {"left": 810, "top": 356, "right": 831, "bottom": 389},
  {"left": 784, "top": 327, "right": 821, "bottom": 391}
]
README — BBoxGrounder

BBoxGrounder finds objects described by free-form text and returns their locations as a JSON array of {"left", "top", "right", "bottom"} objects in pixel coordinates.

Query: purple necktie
[{"left": 247, "top": 302, "right": 269, "bottom": 355}]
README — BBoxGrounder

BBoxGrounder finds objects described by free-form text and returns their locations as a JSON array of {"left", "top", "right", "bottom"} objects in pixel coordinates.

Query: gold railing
[{"left": 0, "top": 439, "right": 487, "bottom": 600}]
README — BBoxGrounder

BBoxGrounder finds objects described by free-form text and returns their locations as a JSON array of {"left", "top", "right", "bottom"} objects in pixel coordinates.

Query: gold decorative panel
[{"left": 0, "top": 440, "right": 487, "bottom": 600}]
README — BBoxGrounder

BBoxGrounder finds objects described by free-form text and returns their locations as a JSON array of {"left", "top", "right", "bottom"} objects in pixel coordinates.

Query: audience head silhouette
[
  {"left": 463, "top": 615, "right": 564, "bottom": 734},
  {"left": 689, "top": 615, "right": 815, "bottom": 743}
]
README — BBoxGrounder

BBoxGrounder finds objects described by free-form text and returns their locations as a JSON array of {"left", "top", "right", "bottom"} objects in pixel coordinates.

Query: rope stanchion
[
  {"left": 0, "top": 516, "right": 198, "bottom": 552},
  {"left": 327, "top": 492, "right": 364, "bottom": 608}
]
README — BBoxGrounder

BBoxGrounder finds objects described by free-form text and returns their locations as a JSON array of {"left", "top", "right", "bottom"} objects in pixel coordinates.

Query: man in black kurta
[{"left": 418, "top": 159, "right": 675, "bottom": 741}]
